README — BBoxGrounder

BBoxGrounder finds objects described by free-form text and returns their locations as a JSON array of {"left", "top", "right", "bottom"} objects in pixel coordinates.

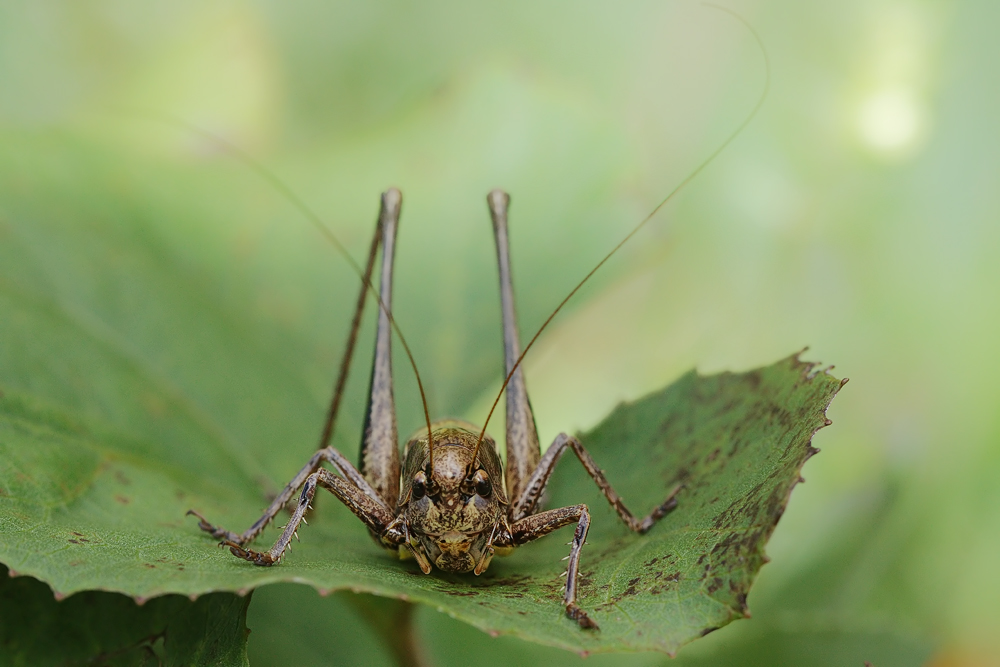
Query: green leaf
[
  {"left": 245, "top": 580, "right": 930, "bottom": 667},
  {"left": 0, "top": 133, "right": 842, "bottom": 656},
  {"left": 0, "top": 358, "right": 840, "bottom": 656},
  {"left": 0, "top": 565, "right": 250, "bottom": 666}
]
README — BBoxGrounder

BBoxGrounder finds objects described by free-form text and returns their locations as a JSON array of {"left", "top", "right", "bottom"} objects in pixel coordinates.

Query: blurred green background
[{"left": 1, "top": 0, "right": 997, "bottom": 665}]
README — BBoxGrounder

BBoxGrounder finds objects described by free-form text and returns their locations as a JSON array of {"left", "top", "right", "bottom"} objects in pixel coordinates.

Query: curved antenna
[
  {"left": 472, "top": 4, "right": 771, "bottom": 460},
  {"left": 150, "top": 117, "right": 435, "bottom": 455}
]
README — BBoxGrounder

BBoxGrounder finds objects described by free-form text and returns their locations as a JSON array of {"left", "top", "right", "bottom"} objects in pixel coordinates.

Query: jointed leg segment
[
  {"left": 510, "top": 504, "right": 597, "bottom": 629},
  {"left": 225, "top": 468, "right": 396, "bottom": 566},
  {"left": 489, "top": 192, "right": 680, "bottom": 629},
  {"left": 189, "top": 190, "right": 406, "bottom": 566},
  {"left": 188, "top": 446, "right": 389, "bottom": 548},
  {"left": 506, "top": 433, "right": 680, "bottom": 630},
  {"left": 511, "top": 433, "right": 682, "bottom": 528}
]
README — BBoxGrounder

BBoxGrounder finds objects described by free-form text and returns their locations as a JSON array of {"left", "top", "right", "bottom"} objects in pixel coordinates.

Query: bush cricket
[
  {"left": 185, "top": 8, "right": 768, "bottom": 630},
  {"left": 188, "top": 187, "right": 689, "bottom": 628}
]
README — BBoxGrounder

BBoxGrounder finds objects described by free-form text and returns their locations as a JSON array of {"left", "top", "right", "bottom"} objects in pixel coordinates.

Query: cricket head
[{"left": 400, "top": 422, "right": 508, "bottom": 573}]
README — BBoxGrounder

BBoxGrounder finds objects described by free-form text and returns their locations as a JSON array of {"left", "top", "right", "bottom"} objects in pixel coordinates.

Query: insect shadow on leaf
[{"left": 184, "top": 4, "right": 770, "bottom": 630}]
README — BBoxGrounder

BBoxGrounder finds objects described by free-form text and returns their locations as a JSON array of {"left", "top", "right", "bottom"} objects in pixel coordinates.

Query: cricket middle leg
[
  {"left": 224, "top": 468, "right": 396, "bottom": 566},
  {"left": 188, "top": 446, "right": 390, "bottom": 545},
  {"left": 509, "top": 433, "right": 682, "bottom": 528}
]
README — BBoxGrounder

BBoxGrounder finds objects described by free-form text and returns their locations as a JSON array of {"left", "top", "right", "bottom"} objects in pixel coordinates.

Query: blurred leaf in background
[
  {"left": 0, "top": 0, "right": 998, "bottom": 665},
  {"left": 0, "top": 565, "right": 250, "bottom": 666}
]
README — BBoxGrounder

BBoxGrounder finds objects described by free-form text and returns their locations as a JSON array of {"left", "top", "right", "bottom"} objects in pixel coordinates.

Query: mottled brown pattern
[{"left": 190, "top": 189, "right": 680, "bottom": 630}]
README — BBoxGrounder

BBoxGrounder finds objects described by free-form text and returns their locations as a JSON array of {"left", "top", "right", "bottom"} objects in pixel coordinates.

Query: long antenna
[
  {"left": 472, "top": 4, "right": 771, "bottom": 459},
  {"left": 153, "top": 117, "right": 435, "bottom": 455}
]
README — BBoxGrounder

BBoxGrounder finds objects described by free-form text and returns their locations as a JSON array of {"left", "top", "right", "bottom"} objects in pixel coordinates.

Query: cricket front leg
[
  {"left": 226, "top": 469, "right": 396, "bottom": 566},
  {"left": 510, "top": 433, "right": 682, "bottom": 529},
  {"left": 188, "top": 446, "right": 390, "bottom": 546},
  {"left": 511, "top": 504, "right": 597, "bottom": 629},
  {"left": 488, "top": 190, "right": 541, "bottom": 503}
]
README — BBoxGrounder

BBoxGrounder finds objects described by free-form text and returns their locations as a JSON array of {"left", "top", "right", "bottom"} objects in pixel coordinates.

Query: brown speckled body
[
  {"left": 398, "top": 422, "right": 510, "bottom": 574},
  {"left": 189, "top": 189, "right": 681, "bottom": 631}
]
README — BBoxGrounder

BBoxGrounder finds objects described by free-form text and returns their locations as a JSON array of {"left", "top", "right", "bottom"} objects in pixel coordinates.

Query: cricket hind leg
[
  {"left": 188, "top": 446, "right": 390, "bottom": 546},
  {"left": 189, "top": 193, "right": 391, "bottom": 546},
  {"left": 509, "top": 433, "right": 682, "bottom": 529},
  {"left": 487, "top": 190, "right": 542, "bottom": 503},
  {"left": 225, "top": 469, "right": 397, "bottom": 566},
  {"left": 358, "top": 188, "right": 403, "bottom": 511},
  {"left": 509, "top": 504, "right": 597, "bottom": 629}
]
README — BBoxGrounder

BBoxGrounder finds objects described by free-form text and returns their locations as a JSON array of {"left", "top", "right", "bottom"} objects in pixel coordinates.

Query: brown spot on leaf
[{"left": 115, "top": 495, "right": 131, "bottom": 505}]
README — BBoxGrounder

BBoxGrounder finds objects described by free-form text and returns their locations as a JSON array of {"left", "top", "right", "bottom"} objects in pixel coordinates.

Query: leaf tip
[
  {"left": 53, "top": 590, "right": 66, "bottom": 602},
  {"left": 734, "top": 592, "right": 751, "bottom": 618}
]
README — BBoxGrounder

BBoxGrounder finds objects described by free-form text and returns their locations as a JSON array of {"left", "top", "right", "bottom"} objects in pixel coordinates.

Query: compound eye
[
  {"left": 472, "top": 469, "right": 491, "bottom": 497},
  {"left": 411, "top": 471, "right": 427, "bottom": 501}
]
